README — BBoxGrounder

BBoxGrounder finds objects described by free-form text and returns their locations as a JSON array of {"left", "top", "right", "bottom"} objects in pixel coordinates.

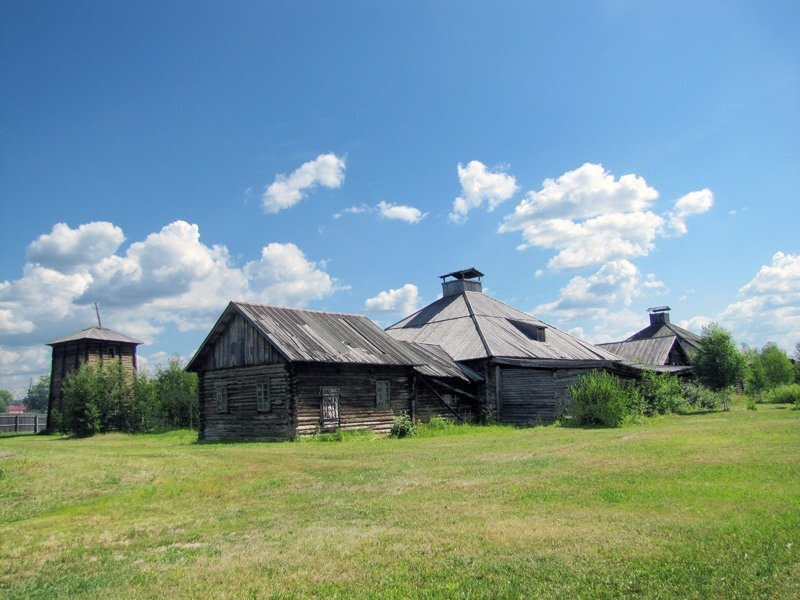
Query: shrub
[
  {"left": 62, "top": 363, "right": 103, "bottom": 437},
  {"left": 681, "top": 381, "right": 723, "bottom": 411},
  {"left": 746, "top": 396, "right": 757, "bottom": 411},
  {"left": 390, "top": 413, "right": 414, "bottom": 438},
  {"left": 568, "top": 371, "right": 632, "bottom": 427},
  {"left": 764, "top": 383, "right": 800, "bottom": 405},
  {"left": 693, "top": 324, "right": 745, "bottom": 393},
  {"left": 637, "top": 372, "right": 685, "bottom": 416},
  {"left": 154, "top": 356, "right": 199, "bottom": 429}
]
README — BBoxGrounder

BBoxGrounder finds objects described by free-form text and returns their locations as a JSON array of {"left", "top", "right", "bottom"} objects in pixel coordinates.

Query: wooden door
[{"left": 320, "top": 387, "right": 340, "bottom": 429}]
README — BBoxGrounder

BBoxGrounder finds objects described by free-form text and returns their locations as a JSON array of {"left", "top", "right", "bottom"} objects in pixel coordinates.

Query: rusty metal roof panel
[{"left": 47, "top": 326, "right": 142, "bottom": 346}]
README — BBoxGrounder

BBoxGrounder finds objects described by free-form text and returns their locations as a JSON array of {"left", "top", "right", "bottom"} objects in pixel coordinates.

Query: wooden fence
[{"left": 0, "top": 413, "right": 47, "bottom": 434}]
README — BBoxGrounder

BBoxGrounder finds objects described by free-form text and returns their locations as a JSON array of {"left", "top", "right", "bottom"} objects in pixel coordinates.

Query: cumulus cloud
[
  {"left": 449, "top": 160, "right": 518, "bottom": 224},
  {"left": 499, "top": 163, "right": 712, "bottom": 270},
  {"left": 262, "top": 153, "right": 346, "bottom": 213},
  {"left": 333, "top": 201, "right": 427, "bottom": 224},
  {"left": 668, "top": 189, "right": 714, "bottom": 235},
  {"left": 364, "top": 284, "right": 420, "bottom": 314},
  {"left": 717, "top": 252, "right": 800, "bottom": 348},
  {"left": 0, "top": 221, "right": 344, "bottom": 395},
  {"left": 26, "top": 221, "right": 124, "bottom": 273},
  {"left": 535, "top": 260, "right": 665, "bottom": 320},
  {"left": 377, "top": 201, "right": 427, "bottom": 224},
  {"left": 245, "top": 243, "right": 339, "bottom": 307}
]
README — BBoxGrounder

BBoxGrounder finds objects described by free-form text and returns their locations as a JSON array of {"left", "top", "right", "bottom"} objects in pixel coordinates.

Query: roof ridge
[
  {"left": 232, "top": 300, "right": 370, "bottom": 320},
  {"left": 462, "top": 291, "right": 492, "bottom": 358}
]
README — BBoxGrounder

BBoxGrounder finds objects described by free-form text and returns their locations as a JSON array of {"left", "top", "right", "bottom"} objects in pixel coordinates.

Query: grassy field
[{"left": 1, "top": 404, "right": 798, "bottom": 599}]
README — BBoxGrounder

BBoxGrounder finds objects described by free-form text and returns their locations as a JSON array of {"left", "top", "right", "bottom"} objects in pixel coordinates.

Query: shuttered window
[
  {"left": 257, "top": 381, "right": 270, "bottom": 412},
  {"left": 215, "top": 383, "right": 228, "bottom": 413},
  {"left": 375, "top": 380, "right": 390, "bottom": 409}
]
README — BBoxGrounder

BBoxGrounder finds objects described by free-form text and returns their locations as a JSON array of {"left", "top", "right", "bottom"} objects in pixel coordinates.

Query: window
[
  {"left": 215, "top": 383, "right": 228, "bottom": 413},
  {"left": 508, "top": 319, "right": 547, "bottom": 342},
  {"left": 375, "top": 380, "right": 390, "bottom": 409},
  {"left": 257, "top": 381, "right": 270, "bottom": 412},
  {"left": 442, "top": 393, "right": 454, "bottom": 407},
  {"left": 320, "top": 387, "right": 339, "bottom": 424}
]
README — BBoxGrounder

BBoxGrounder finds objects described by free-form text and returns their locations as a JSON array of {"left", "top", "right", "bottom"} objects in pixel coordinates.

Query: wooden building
[
  {"left": 46, "top": 325, "right": 142, "bottom": 432},
  {"left": 186, "top": 302, "right": 482, "bottom": 441},
  {"left": 385, "top": 268, "right": 628, "bottom": 425},
  {"left": 596, "top": 306, "right": 699, "bottom": 377}
]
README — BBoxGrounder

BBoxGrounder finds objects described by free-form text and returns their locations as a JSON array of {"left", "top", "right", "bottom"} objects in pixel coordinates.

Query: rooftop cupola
[
  {"left": 440, "top": 267, "right": 484, "bottom": 297},
  {"left": 647, "top": 305, "right": 671, "bottom": 326}
]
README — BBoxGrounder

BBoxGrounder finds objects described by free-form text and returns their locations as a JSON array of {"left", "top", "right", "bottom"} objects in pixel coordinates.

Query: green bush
[
  {"left": 681, "top": 381, "right": 724, "bottom": 411},
  {"left": 568, "top": 371, "right": 633, "bottom": 427},
  {"left": 62, "top": 363, "right": 104, "bottom": 437},
  {"left": 154, "top": 356, "right": 199, "bottom": 429},
  {"left": 390, "top": 413, "right": 414, "bottom": 438},
  {"left": 637, "top": 372, "right": 685, "bottom": 416},
  {"left": 764, "top": 383, "right": 800, "bottom": 404},
  {"left": 693, "top": 324, "right": 745, "bottom": 392}
]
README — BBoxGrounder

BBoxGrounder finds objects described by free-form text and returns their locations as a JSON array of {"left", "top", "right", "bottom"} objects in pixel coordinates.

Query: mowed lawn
[{"left": 1, "top": 405, "right": 798, "bottom": 599}]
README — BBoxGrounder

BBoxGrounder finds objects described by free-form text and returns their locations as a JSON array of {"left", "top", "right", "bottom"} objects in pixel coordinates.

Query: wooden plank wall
[
  {"left": 200, "top": 364, "right": 292, "bottom": 441},
  {"left": 201, "top": 313, "right": 281, "bottom": 370},
  {"left": 414, "top": 381, "right": 478, "bottom": 423},
  {"left": 498, "top": 367, "right": 587, "bottom": 425},
  {"left": 292, "top": 364, "right": 412, "bottom": 436}
]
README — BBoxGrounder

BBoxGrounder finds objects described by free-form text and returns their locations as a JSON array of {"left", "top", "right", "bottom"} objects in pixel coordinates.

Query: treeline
[
  {"left": 54, "top": 357, "right": 198, "bottom": 437},
  {"left": 569, "top": 325, "right": 800, "bottom": 427}
]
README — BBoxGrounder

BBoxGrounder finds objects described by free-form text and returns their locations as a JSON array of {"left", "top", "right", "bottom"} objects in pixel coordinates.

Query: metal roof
[
  {"left": 647, "top": 305, "right": 671, "bottom": 313},
  {"left": 47, "top": 326, "right": 142, "bottom": 346},
  {"left": 596, "top": 336, "right": 679, "bottom": 366},
  {"left": 625, "top": 321, "right": 701, "bottom": 352},
  {"left": 386, "top": 291, "right": 620, "bottom": 363},
  {"left": 187, "top": 302, "right": 474, "bottom": 381}
]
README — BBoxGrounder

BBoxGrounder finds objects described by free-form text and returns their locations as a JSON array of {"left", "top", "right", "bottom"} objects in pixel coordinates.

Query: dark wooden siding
[
  {"left": 292, "top": 364, "right": 412, "bottom": 436},
  {"left": 199, "top": 313, "right": 282, "bottom": 370},
  {"left": 200, "top": 364, "right": 292, "bottom": 441},
  {"left": 413, "top": 378, "right": 478, "bottom": 423},
  {"left": 498, "top": 367, "right": 586, "bottom": 425}
]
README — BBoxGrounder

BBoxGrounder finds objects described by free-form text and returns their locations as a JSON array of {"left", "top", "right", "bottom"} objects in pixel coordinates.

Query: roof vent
[
  {"left": 508, "top": 319, "right": 546, "bottom": 342},
  {"left": 440, "top": 267, "right": 483, "bottom": 297},
  {"left": 647, "top": 305, "right": 671, "bottom": 326}
]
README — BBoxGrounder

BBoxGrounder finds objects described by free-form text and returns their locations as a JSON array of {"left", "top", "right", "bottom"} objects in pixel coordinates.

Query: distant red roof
[{"left": 6, "top": 405, "right": 26, "bottom": 413}]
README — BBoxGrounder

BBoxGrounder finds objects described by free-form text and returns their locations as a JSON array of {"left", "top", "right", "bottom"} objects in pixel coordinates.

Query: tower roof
[{"left": 47, "top": 326, "right": 142, "bottom": 346}]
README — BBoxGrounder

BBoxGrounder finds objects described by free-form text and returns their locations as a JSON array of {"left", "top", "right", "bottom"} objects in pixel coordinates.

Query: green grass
[{"left": 1, "top": 405, "right": 798, "bottom": 599}]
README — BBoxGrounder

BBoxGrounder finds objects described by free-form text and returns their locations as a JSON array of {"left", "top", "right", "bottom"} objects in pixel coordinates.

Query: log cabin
[
  {"left": 596, "top": 306, "right": 699, "bottom": 377},
  {"left": 385, "top": 268, "right": 633, "bottom": 426},
  {"left": 186, "top": 302, "right": 482, "bottom": 441}
]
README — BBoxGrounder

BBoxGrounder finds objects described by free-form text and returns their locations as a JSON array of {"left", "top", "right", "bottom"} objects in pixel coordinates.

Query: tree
[
  {"left": 0, "top": 388, "right": 13, "bottom": 412},
  {"left": 154, "top": 356, "right": 199, "bottom": 429},
  {"left": 794, "top": 342, "right": 800, "bottom": 384},
  {"left": 693, "top": 324, "right": 745, "bottom": 393},
  {"left": 23, "top": 375, "right": 50, "bottom": 412},
  {"left": 760, "top": 343, "right": 794, "bottom": 389}
]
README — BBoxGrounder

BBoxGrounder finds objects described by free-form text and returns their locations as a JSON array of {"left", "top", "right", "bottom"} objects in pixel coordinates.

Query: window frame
[
  {"left": 256, "top": 380, "right": 271, "bottom": 413},
  {"left": 375, "top": 380, "right": 391, "bottom": 409},
  {"left": 215, "top": 383, "right": 228, "bottom": 413}
]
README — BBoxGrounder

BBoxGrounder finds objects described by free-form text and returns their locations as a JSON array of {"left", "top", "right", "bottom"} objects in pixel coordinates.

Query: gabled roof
[
  {"left": 385, "top": 291, "right": 620, "bottom": 362},
  {"left": 47, "top": 326, "right": 142, "bottom": 346},
  {"left": 186, "top": 302, "right": 474, "bottom": 381},
  {"left": 596, "top": 336, "right": 681, "bottom": 366}
]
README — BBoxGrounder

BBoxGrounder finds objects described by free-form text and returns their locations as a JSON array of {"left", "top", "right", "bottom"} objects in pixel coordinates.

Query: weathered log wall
[
  {"left": 498, "top": 366, "right": 586, "bottom": 425},
  {"left": 199, "top": 364, "right": 292, "bottom": 441},
  {"left": 292, "top": 364, "right": 412, "bottom": 436}
]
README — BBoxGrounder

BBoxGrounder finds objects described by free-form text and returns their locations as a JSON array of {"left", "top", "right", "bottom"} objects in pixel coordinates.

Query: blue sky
[{"left": 1, "top": 1, "right": 798, "bottom": 396}]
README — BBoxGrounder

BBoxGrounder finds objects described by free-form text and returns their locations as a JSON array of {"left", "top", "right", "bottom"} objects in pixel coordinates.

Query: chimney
[
  {"left": 647, "top": 306, "right": 671, "bottom": 327},
  {"left": 440, "top": 267, "right": 484, "bottom": 297}
]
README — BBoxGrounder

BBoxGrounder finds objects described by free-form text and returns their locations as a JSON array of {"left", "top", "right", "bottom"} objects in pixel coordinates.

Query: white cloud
[
  {"left": 499, "top": 163, "right": 712, "bottom": 270},
  {"left": 262, "top": 153, "right": 346, "bottom": 213},
  {"left": 535, "top": 260, "right": 665, "bottom": 320},
  {"left": 245, "top": 242, "right": 340, "bottom": 307},
  {"left": 0, "top": 221, "right": 345, "bottom": 394},
  {"left": 449, "top": 161, "right": 518, "bottom": 223},
  {"left": 0, "top": 345, "right": 49, "bottom": 398},
  {"left": 668, "top": 188, "right": 714, "bottom": 235},
  {"left": 333, "top": 204, "right": 371, "bottom": 219},
  {"left": 717, "top": 252, "right": 800, "bottom": 348},
  {"left": 26, "top": 221, "right": 124, "bottom": 273},
  {"left": 377, "top": 201, "right": 427, "bottom": 224},
  {"left": 364, "top": 284, "right": 420, "bottom": 314}
]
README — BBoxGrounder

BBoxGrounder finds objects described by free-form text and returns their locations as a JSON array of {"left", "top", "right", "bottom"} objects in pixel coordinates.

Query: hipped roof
[
  {"left": 186, "top": 302, "right": 480, "bottom": 382},
  {"left": 596, "top": 336, "right": 680, "bottom": 366},
  {"left": 47, "top": 326, "right": 142, "bottom": 346},
  {"left": 385, "top": 291, "right": 620, "bottom": 363}
]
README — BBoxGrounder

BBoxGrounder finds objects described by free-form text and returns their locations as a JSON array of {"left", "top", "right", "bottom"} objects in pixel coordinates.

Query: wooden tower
[{"left": 45, "top": 326, "right": 142, "bottom": 432}]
